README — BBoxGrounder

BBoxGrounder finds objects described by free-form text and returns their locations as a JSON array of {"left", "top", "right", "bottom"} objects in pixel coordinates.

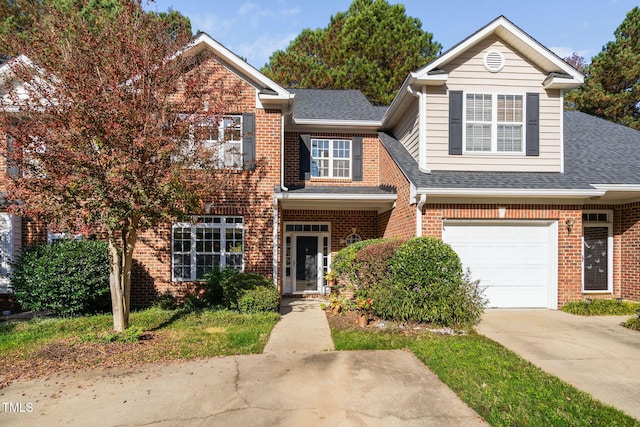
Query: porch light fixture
[
  {"left": 205, "top": 203, "right": 212, "bottom": 214},
  {"left": 565, "top": 218, "right": 575, "bottom": 234}
]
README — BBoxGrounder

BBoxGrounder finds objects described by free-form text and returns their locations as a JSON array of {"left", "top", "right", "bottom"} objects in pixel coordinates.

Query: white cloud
[
  {"left": 190, "top": 13, "right": 235, "bottom": 37},
  {"left": 238, "top": 2, "right": 259, "bottom": 15},
  {"left": 549, "top": 46, "right": 591, "bottom": 60},
  {"left": 237, "top": 32, "right": 299, "bottom": 67}
]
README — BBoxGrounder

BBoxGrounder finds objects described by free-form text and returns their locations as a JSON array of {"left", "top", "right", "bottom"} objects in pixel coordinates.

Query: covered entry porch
[{"left": 276, "top": 186, "right": 396, "bottom": 296}]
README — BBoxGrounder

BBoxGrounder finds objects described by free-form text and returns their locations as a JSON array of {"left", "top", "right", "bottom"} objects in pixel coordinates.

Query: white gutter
[
  {"left": 292, "top": 118, "right": 382, "bottom": 127},
  {"left": 275, "top": 192, "right": 397, "bottom": 202},
  {"left": 407, "top": 86, "right": 429, "bottom": 173},
  {"left": 416, "top": 187, "right": 605, "bottom": 198},
  {"left": 591, "top": 184, "right": 640, "bottom": 192}
]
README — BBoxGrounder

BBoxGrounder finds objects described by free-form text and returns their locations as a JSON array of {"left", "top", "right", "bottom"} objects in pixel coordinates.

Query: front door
[
  {"left": 295, "top": 236, "right": 318, "bottom": 292},
  {"left": 583, "top": 226, "right": 610, "bottom": 292}
]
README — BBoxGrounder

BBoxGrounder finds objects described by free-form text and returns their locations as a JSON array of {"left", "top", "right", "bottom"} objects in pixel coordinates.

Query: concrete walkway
[
  {"left": 0, "top": 299, "right": 487, "bottom": 426},
  {"left": 263, "top": 298, "right": 334, "bottom": 354},
  {"left": 477, "top": 309, "right": 640, "bottom": 420}
]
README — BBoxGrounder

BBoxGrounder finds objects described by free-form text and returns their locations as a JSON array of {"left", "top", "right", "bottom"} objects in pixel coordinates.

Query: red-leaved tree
[{"left": 0, "top": 0, "right": 242, "bottom": 331}]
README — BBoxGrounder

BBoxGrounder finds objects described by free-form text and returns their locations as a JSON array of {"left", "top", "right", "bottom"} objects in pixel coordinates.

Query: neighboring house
[{"left": 2, "top": 16, "right": 640, "bottom": 310}]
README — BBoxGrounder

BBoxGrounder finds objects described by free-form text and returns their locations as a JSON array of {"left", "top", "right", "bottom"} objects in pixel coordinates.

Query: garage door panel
[{"left": 443, "top": 222, "right": 555, "bottom": 308}]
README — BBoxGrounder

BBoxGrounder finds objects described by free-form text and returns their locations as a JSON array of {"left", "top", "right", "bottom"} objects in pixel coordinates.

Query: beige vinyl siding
[
  {"left": 392, "top": 102, "right": 420, "bottom": 160},
  {"left": 426, "top": 36, "right": 563, "bottom": 172}
]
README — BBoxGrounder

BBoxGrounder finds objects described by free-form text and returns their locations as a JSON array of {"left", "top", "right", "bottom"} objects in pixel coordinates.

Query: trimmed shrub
[
  {"left": 201, "top": 268, "right": 237, "bottom": 307},
  {"left": 371, "top": 237, "right": 486, "bottom": 327},
  {"left": 354, "top": 238, "right": 405, "bottom": 290},
  {"left": 221, "top": 272, "right": 273, "bottom": 309},
  {"left": 198, "top": 270, "right": 277, "bottom": 311},
  {"left": 561, "top": 299, "right": 640, "bottom": 316},
  {"left": 238, "top": 286, "right": 280, "bottom": 313},
  {"left": 331, "top": 238, "right": 386, "bottom": 284},
  {"left": 11, "top": 240, "right": 110, "bottom": 317}
]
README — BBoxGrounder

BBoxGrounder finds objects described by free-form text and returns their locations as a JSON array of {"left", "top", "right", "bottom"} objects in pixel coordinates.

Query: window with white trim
[
  {"left": 172, "top": 216, "right": 244, "bottom": 281},
  {"left": 194, "top": 115, "right": 243, "bottom": 168},
  {"left": 465, "top": 93, "right": 523, "bottom": 153},
  {"left": 311, "top": 138, "right": 351, "bottom": 178}
]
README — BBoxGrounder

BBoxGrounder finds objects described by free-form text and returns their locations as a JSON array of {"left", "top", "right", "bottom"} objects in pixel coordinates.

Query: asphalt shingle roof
[
  {"left": 380, "top": 110, "right": 640, "bottom": 190},
  {"left": 289, "top": 89, "right": 387, "bottom": 122}
]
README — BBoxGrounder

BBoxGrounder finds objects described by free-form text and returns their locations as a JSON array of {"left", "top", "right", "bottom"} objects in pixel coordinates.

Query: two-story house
[{"left": 3, "top": 16, "right": 640, "bottom": 311}]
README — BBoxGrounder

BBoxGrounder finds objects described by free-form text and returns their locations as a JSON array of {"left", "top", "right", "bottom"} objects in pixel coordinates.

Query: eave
[{"left": 276, "top": 191, "right": 396, "bottom": 213}]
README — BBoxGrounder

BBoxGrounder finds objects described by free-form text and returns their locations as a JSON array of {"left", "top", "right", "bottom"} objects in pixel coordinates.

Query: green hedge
[
  {"left": 11, "top": 239, "right": 111, "bottom": 317},
  {"left": 335, "top": 237, "right": 486, "bottom": 328}
]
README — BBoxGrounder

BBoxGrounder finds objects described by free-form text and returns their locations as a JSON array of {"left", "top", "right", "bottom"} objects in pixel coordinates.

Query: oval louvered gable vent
[{"left": 484, "top": 50, "right": 505, "bottom": 73}]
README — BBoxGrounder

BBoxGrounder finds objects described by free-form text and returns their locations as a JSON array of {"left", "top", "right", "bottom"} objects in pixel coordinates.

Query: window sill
[
  {"left": 461, "top": 152, "right": 526, "bottom": 156},
  {"left": 582, "top": 290, "right": 613, "bottom": 294},
  {"left": 309, "top": 177, "right": 352, "bottom": 183}
]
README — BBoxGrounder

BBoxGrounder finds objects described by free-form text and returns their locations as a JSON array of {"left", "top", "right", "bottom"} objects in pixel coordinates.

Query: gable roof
[
  {"left": 380, "top": 111, "right": 640, "bottom": 200},
  {"left": 289, "top": 88, "right": 386, "bottom": 126},
  {"left": 383, "top": 15, "right": 584, "bottom": 126},
  {"left": 184, "top": 33, "right": 292, "bottom": 105}
]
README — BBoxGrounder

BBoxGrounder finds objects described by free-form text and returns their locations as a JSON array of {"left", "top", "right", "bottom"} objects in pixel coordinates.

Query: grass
[
  {"left": 331, "top": 327, "right": 639, "bottom": 427},
  {"left": 561, "top": 299, "right": 640, "bottom": 316},
  {"left": 0, "top": 307, "right": 279, "bottom": 361}
]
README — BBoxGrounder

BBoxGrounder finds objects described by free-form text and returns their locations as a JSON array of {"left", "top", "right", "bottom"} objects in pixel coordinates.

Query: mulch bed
[{"left": 325, "top": 308, "right": 464, "bottom": 337}]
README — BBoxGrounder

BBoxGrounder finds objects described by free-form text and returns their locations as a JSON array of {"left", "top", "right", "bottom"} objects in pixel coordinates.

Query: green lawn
[
  {"left": 0, "top": 307, "right": 280, "bottom": 386},
  {"left": 332, "top": 327, "right": 640, "bottom": 427}
]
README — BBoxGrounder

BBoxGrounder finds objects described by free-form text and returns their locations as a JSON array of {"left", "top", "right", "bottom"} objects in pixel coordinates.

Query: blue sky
[{"left": 145, "top": 0, "right": 639, "bottom": 69}]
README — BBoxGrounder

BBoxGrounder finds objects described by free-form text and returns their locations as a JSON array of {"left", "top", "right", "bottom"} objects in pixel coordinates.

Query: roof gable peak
[{"left": 413, "top": 15, "right": 583, "bottom": 82}]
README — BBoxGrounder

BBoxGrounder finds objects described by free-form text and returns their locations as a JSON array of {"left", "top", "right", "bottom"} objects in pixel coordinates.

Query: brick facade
[
  {"left": 378, "top": 142, "right": 415, "bottom": 240},
  {"left": 617, "top": 202, "right": 640, "bottom": 301},
  {"left": 130, "top": 63, "right": 283, "bottom": 307},
  {"left": 284, "top": 132, "right": 381, "bottom": 187}
]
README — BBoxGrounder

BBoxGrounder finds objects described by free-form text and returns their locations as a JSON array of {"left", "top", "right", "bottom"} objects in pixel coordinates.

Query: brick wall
[
  {"left": 617, "top": 202, "right": 640, "bottom": 301},
  {"left": 130, "top": 63, "right": 282, "bottom": 306},
  {"left": 419, "top": 203, "right": 586, "bottom": 306},
  {"left": 284, "top": 132, "right": 380, "bottom": 188},
  {"left": 378, "top": 141, "right": 415, "bottom": 239}
]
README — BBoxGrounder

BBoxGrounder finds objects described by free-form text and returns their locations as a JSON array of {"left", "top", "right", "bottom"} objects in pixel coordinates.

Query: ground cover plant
[
  {"left": 561, "top": 299, "right": 640, "bottom": 316},
  {"left": 0, "top": 307, "right": 279, "bottom": 388},
  {"left": 327, "top": 313, "right": 639, "bottom": 426}
]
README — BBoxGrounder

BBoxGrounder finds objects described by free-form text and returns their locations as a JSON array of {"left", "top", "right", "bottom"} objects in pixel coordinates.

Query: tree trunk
[{"left": 109, "top": 222, "right": 138, "bottom": 332}]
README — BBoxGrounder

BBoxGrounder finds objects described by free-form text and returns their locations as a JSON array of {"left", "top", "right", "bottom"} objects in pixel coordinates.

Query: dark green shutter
[
  {"left": 449, "top": 91, "right": 463, "bottom": 155},
  {"left": 526, "top": 93, "right": 539, "bottom": 156},
  {"left": 242, "top": 113, "right": 255, "bottom": 169},
  {"left": 352, "top": 137, "right": 363, "bottom": 181},
  {"left": 299, "top": 134, "right": 311, "bottom": 180}
]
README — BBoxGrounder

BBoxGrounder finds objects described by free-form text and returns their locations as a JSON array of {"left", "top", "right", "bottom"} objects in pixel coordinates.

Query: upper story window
[
  {"left": 465, "top": 93, "right": 524, "bottom": 153},
  {"left": 311, "top": 138, "right": 351, "bottom": 178},
  {"left": 195, "top": 115, "right": 243, "bottom": 168}
]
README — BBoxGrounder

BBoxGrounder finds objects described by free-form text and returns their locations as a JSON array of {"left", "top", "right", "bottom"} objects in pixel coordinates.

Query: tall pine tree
[
  {"left": 261, "top": 0, "right": 441, "bottom": 105},
  {"left": 567, "top": 7, "right": 640, "bottom": 129}
]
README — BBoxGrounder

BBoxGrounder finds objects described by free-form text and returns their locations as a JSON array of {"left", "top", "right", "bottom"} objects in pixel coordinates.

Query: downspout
[
  {"left": 416, "top": 194, "right": 427, "bottom": 237},
  {"left": 280, "top": 111, "right": 290, "bottom": 192},
  {"left": 273, "top": 111, "right": 289, "bottom": 290},
  {"left": 272, "top": 195, "right": 279, "bottom": 289},
  {"left": 407, "top": 85, "right": 429, "bottom": 173}
]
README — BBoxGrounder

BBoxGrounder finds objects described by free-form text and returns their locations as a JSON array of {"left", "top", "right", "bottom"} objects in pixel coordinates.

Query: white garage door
[{"left": 442, "top": 221, "right": 557, "bottom": 308}]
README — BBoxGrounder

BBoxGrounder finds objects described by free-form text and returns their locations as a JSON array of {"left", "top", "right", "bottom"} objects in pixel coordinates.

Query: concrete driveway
[{"left": 477, "top": 309, "right": 640, "bottom": 420}]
